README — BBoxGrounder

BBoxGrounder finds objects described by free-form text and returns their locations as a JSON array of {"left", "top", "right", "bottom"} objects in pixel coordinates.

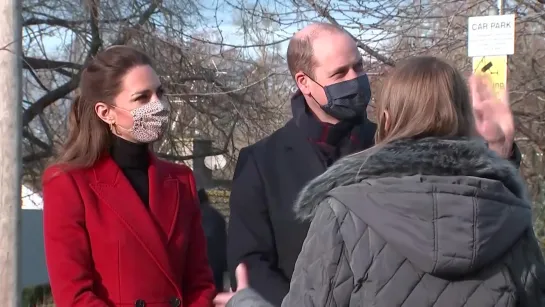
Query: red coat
[{"left": 42, "top": 155, "right": 215, "bottom": 307}]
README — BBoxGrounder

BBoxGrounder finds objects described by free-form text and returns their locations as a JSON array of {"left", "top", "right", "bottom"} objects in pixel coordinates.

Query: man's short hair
[{"left": 286, "top": 22, "right": 345, "bottom": 80}]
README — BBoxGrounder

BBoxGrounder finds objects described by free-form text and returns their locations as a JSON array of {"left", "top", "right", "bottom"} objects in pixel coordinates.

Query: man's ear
[
  {"left": 94, "top": 102, "right": 114, "bottom": 124},
  {"left": 295, "top": 72, "right": 311, "bottom": 95}
]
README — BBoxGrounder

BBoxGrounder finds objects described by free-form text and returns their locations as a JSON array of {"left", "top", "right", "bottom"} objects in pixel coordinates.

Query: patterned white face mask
[{"left": 113, "top": 100, "right": 170, "bottom": 143}]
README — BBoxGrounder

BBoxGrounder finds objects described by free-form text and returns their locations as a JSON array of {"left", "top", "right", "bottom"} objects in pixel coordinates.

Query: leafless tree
[
  {"left": 215, "top": 0, "right": 545, "bottom": 246},
  {"left": 23, "top": 0, "right": 545, "bottom": 248},
  {"left": 22, "top": 0, "right": 289, "bottom": 190}
]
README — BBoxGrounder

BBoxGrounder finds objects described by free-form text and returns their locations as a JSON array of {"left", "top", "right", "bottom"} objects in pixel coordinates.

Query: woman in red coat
[{"left": 42, "top": 45, "right": 215, "bottom": 307}]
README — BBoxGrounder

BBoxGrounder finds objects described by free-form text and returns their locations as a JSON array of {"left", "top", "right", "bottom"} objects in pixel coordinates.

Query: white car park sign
[{"left": 467, "top": 14, "right": 515, "bottom": 57}]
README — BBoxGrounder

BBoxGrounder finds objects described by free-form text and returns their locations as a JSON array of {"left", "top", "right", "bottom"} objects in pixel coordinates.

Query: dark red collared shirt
[
  {"left": 308, "top": 119, "right": 362, "bottom": 166},
  {"left": 291, "top": 91, "right": 365, "bottom": 167}
]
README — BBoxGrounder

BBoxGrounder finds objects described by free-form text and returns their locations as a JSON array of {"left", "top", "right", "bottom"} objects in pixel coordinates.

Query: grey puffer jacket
[{"left": 227, "top": 137, "right": 545, "bottom": 307}]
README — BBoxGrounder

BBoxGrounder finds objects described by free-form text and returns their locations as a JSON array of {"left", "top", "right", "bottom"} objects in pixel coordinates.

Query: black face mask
[{"left": 316, "top": 74, "right": 372, "bottom": 121}]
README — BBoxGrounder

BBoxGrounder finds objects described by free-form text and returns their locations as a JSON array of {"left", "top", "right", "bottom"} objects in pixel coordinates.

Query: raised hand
[
  {"left": 469, "top": 74, "right": 515, "bottom": 158},
  {"left": 213, "top": 264, "right": 249, "bottom": 307}
]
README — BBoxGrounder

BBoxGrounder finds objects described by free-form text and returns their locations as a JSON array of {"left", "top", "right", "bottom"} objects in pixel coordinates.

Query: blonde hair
[{"left": 375, "top": 56, "right": 475, "bottom": 144}]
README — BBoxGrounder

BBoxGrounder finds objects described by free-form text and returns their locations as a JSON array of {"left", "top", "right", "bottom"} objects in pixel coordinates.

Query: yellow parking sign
[{"left": 472, "top": 55, "right": 507, "bottom": 96}]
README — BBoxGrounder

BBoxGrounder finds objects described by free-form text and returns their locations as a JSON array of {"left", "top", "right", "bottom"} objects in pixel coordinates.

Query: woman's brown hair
[
  {"left": 54, "top": 45, "right": 153, "bottom": 169},
  {"left": 375, "top": 56, "right": 475, "bottom": 144}
]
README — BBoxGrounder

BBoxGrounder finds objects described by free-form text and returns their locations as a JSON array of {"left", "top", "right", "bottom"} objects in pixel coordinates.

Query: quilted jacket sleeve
[
  {"left": 225, "top": 198, "right": 355, "bottom": 307},
  {"left": 282, "top": 197, "right": 353, "bottom": 307},
  {"left": 226, "top": 289, "right": 274, "bottom": 307},
  {"left": 517, "top": 229, "right": 545, "bottom": 306}
]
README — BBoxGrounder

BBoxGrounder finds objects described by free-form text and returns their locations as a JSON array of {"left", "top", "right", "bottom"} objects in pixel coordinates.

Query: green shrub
[{"left": 22, "top": 283, "right": 53, "bottom": 307}]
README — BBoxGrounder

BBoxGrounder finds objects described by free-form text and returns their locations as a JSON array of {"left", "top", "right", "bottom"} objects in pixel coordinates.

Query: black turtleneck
[{"left": 110, "top": 136, "right": 150, "bottom": 207}]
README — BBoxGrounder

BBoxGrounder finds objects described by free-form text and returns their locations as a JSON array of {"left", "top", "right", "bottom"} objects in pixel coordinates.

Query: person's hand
[
  {"left": 469, "top": 74, "right": 515, "bottom": 158},
  {"left": 213, "top": 264, "right": 249, "bottom": 307}
]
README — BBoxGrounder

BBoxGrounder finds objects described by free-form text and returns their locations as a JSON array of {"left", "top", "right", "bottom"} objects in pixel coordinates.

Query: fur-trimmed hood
[{"left": 294, "top": 137, "right": 533, "bottom": 277}]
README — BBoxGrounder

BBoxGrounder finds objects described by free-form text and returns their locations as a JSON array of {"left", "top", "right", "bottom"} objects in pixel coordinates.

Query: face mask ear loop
[
  {"left": 109, "top": 121, "right": 121, "bottom": 136},
  {"left": 108, "top": 105, "right": 132, "bottom": 134},
  {"left": 304, "top": 74, "right": 325, "bottom": 89},
  {"left": 303, "top": 73, "right": 327, "bottom": 105},
  {"left": 106, "top": 105, "right": 121, "bottom": 136}
]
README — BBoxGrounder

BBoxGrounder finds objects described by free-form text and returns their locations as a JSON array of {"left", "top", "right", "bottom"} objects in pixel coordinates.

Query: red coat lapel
[
  {"left": 88, "top": 156, "right": 179, "bottom": 292},
  {"left": 148, "top": 156, "right": 180, "bottom": 243}
]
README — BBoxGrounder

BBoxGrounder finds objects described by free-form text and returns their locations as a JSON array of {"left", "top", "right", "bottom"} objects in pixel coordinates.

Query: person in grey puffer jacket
[{"left": 217, "top": 56, "right": 545, "bottom": 307}]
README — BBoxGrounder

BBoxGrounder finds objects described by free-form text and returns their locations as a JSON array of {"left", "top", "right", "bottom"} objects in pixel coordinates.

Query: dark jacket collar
[
  {"left": 290, "top": 90, "right": 366, "bottom": 146},
  {"left": 291, "top": 90, "right": 330, "bottom": 142}
]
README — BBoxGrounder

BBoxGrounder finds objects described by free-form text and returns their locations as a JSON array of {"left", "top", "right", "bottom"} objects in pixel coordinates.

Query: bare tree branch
[
  {"left": 23, "top": 57, "right": 81, "bottom": 70},
  {"left": 22, "top": 0, "right": 162, "bottom": 128}
]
